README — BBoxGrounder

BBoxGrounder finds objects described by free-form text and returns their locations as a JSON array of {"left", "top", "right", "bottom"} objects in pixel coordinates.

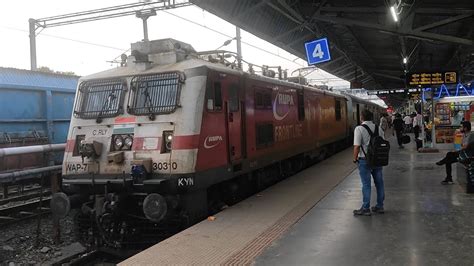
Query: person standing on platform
[
  {"left": 393, "top": 113, "right": 404, "bottom": 149},
  {"left": 380, "top": 113, "right": 389, "bottom": 139},
  {"left": 403, "top": 113, "right": 412, "bottom": 133},
  {"left": 413, "top": 111, "right": 423, "bottom": 139},
  {"left": 353, "top": 109, "right": 385, "bottom": 216},
  {"left": 436, "top": 121, "right": 474, "bottom": 184}
]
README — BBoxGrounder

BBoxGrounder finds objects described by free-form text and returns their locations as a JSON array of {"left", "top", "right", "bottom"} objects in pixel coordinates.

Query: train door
[{"left": 222, "top": 77, "right": 243, "bottom": 164}]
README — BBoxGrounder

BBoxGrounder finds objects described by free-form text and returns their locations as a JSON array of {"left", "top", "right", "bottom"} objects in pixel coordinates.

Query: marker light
[
  {"left": 390, "top": 6, "right": 398, "bottom": 22},
  {"left": 162, "top": 131, "right": 173, "bottom": 153},
  {"left": 403, "top": 57, "right": 407, "bottom": 64}
]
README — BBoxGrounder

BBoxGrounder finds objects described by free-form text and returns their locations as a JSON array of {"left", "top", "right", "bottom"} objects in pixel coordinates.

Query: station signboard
[
  {"left": 367, "top": 88, "right": 423, "bottom": 95},
  {"left": 305, "top": 38, "right": 331, "bottom": 65},
  {"left": 367, "top": 82, "right": 473, "bottom": 102},
  {"left": 406, "top": 71, "right": 457, "bottom": 86}
]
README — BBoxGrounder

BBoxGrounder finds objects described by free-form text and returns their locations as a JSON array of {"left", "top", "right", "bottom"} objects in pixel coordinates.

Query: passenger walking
[
  {"left": 393, "top": 113, "right": 404, "bottom": 149},
  {"left": 436, "top": 121, "right": 474, "bottom": 184},
  {"left": 413, "top": 112, "right": 423, "bottom": 139},
  {"left": 403, "top": 114, "right": 412, "bottom": 133},
  {"left": 353, "top": 109, "right": 385, "bottom": 216},
  {"left": 380, "top": 113, "right": 389, "bottom": 139}
]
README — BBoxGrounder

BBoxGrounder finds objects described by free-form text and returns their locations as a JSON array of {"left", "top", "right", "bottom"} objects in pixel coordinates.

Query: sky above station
[{"left": 0, "top": 0, "right": 349, "bottom": 88}]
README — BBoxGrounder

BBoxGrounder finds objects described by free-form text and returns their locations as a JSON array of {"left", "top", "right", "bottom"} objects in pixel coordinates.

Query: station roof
[{"left": 191, "top": 0, "right": 474, "bottom": 93}]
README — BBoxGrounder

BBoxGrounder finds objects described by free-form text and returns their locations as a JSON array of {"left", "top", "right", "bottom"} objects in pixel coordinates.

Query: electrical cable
[
  {"left": 0, "top": 25, "right": 125, "bottom": 51},
  {"left": 161, "top": 9, "right": 305, "bottom": 67}
]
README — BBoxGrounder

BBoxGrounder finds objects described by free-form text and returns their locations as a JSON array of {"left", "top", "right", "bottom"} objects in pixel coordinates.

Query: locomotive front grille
[
  {"left": 74, "top": 78, "right": 127, "bottom": 119},
  {"left": 128, "top": 72, "right": 184, "bottom": 115}
]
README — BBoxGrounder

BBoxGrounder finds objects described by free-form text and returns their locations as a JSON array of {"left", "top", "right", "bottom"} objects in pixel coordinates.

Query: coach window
[
  {"left": 297, "top": 89, "right": 305, "bottom": 121},
  {"left": 255, "top": 88, "right": 272, "bottom": 109},
  {"left": 256, "top": 123, "right": 274, "bottom": 148},
  {"left": 207, "top": 82, "right": 222, "bottom": 111},
  {"left": 335, "top": 99, "right": 342, "bottom": 121}
]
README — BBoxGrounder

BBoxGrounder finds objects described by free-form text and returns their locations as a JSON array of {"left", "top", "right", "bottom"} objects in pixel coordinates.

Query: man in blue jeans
[{"left": 352, "top": 109, "right": 385, "bottom": 216}]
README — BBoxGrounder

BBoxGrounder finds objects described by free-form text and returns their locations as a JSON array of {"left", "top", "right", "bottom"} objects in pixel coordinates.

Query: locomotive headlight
[
  {"left": 124, "top": 136, "right": 133, "bottom": 149},
  {"left": 114, "top": 135, "right": 124, "bottom": 150},
  {"left": 162, "top": 131, "right": 173, "bottom": 153}
]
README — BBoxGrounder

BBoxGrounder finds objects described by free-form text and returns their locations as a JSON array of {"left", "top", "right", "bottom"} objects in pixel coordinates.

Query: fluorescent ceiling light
[{"left": 390, "top": 6, "right": 398, "bottom": 22}]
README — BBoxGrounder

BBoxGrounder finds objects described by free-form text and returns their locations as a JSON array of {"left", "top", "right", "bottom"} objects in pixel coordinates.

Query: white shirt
[
  {"left": 354, "top": 121, "right": 385, "bottom": 158},
  {"left": 413, "top": 114, "right": 423, "bottom": 127},
  {"left": 403, "top": 116, "right": 412, "bottom": 125},
  {"left": 462, "top": 132, "right": 473, "bottom": 147},
  {"left": 380, "top": 116, "right": 388, "bottom": 131}
]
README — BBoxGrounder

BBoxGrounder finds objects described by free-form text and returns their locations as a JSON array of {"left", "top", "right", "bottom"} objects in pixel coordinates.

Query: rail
[{"left": 0, "top": 197, "right": 51, "bottom": 226}]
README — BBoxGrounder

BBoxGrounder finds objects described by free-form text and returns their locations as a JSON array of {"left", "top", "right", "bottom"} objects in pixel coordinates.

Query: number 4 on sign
[{"left": 312, "top": 43, "right": 324, "bottom": 59}]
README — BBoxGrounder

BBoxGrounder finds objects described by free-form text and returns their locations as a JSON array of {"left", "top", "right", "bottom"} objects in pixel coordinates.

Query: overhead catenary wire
[
  {"left": 161, "top": 9, "right": 306, "bottom": 67},
  {"left": 0, "top": 25, "right": 125, "bottom": 51}
]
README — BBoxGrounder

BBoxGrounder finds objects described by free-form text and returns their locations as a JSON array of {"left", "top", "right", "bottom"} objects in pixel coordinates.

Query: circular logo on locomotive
[
  {"left": 273, "top": 92, "right": 294, "bottom": 121},
  {"left": 204, "top": 135, "right": 223, "bottom": 149}
]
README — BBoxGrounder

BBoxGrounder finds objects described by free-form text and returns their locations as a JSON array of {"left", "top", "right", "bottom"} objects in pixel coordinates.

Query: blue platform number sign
[{"left": 305, "top": 38, "right": 331, "bottom": 65}]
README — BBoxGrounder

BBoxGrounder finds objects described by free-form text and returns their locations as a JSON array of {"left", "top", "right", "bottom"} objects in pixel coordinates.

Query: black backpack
[{"left": 361, "top": 124, "right": 390, "bottom": 167}]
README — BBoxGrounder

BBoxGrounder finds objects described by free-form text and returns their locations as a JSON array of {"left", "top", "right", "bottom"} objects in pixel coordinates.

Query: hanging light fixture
[{"left": 390, "top": 5, "right": 399, "bottom": 22}]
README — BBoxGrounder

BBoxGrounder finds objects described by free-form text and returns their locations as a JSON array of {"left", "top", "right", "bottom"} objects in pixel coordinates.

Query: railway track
[
  {"left": 51, "top": 248, "right": 137, "bottom": 266},
  {"left": 0, "top": 185, "right": 43, "bottom": 199},
  {"left": 0, "top": 189, "right": 51, "bottom": 206},
  {"left": 0, "top": 196, "right": 52, "bottom": 226}
]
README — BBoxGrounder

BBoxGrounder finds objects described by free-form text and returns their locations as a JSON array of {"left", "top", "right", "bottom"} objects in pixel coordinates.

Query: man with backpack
[{"left": 353, "top": 109, "right": 390, "bottom": 216}]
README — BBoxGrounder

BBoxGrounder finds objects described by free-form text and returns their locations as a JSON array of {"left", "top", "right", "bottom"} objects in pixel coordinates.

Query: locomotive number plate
[
  {"left": 152, "top": 161, "right": 178, "bottom": 171},
  {"left": 65, "top": 163, "right": 88, "bottom": 173}
]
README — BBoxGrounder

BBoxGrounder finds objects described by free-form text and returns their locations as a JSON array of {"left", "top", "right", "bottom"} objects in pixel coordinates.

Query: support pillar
[
  {"left": 51, "top": 173, "right": 61, "bottom": 243},
  {"left": 29, "top": 18, "right": 37, "bottom": 70},
  {"left": 236, "top": 27, "right": 242, "bottom": 70}
]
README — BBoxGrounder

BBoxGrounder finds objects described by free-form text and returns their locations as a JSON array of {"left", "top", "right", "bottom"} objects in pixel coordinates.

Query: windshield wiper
[
  {"left": 96, "top": 92, "right": 117, "bottom": 123},
  {"left": 142, "top": 82, "right": 156, "bottom": 121}
]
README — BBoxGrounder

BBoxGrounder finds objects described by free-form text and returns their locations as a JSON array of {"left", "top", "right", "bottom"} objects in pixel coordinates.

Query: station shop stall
[{"left": 422, "top": 83, "right": 474, "bottom": 150}]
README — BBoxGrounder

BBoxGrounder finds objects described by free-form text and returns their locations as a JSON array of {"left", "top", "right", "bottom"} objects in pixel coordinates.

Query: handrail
[
  {"left": 0, "top": 165, "right": 62, "bottom": 180},
  {"left": 0, "top": 143, "right": 65, "bottom": 158}
]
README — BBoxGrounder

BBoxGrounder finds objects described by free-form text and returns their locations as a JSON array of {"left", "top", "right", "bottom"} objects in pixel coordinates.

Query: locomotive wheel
[{"left": 73, "top": 210, "right": 97, "bottom": 247}]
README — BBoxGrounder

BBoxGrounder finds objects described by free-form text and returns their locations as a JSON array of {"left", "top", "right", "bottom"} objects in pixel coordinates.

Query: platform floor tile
[
  {"left": 120, "top": 148, "right": 357, "bottom": 265},
  {"left": 255, "top": 136, "right": 474, "bottom": 266}
]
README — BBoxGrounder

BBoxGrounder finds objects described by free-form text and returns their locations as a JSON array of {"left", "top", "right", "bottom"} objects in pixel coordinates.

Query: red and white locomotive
[{"left": 51, "top": 38, "right": 384, "bottom": 246}]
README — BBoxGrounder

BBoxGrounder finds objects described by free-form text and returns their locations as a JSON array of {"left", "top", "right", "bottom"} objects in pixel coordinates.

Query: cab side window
[
  {"left": 229, "top": 84, "right": 239, "bottom": 112},
  {"left": 206, "top": 82, "right": 222, "bottom": 111}
]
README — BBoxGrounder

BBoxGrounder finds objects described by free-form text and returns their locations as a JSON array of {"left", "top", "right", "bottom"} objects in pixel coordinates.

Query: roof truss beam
[
  {"left": 413, "top": 13, "right": 474, "bottom": 32},
  {"left": 234, "top": 0, "right": 269, "bottom": 20},
  {"left": 319, "top": 7, "right": 474, "bottom": 15},
  {"left": 309, "top": 15, "right": 473, "bottom": 46},
  {"left": 264, "top": 1, "right": 378, "bottom": 86}
]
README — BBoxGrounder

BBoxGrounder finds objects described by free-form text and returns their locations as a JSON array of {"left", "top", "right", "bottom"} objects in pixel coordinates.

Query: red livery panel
[{"left": 195, "top": 69, "right": 353, "bottom": 174}]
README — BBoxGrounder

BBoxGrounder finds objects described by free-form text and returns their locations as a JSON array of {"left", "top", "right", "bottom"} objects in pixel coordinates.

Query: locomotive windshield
[
  {"left": 128, "top": 72, "right": 184, "bottom": 116},
  {"left": 74, "top": 79, "right": 126, "bottom": 119}
]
